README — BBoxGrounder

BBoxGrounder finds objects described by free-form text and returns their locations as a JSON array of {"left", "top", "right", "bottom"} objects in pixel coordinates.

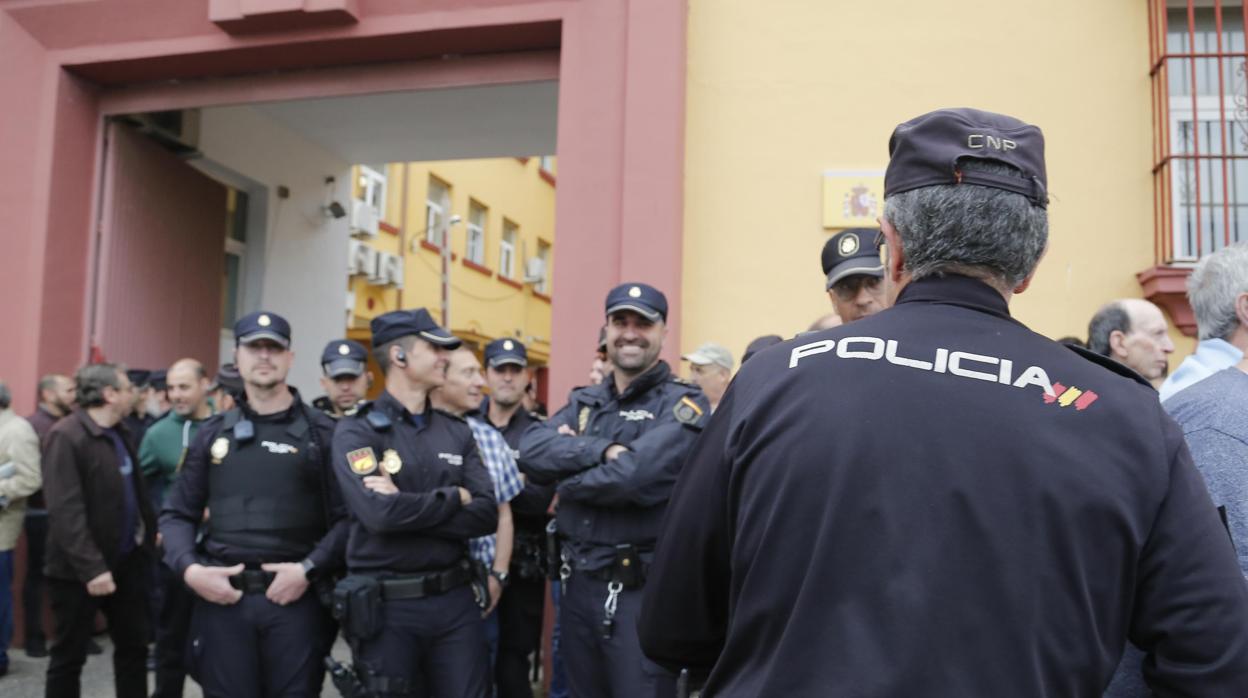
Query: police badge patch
[
  {"left": 673, "top": 396, "right": 704, "bottom": 425},
  {"left": 210, "top": 437, "right": 230, "bottom": 464},
  {"left": 347, "top": 447, "right": 378, "bottom": 476},
  {"left": 381, "top": 449, "right": 403, "bottom": 475}
]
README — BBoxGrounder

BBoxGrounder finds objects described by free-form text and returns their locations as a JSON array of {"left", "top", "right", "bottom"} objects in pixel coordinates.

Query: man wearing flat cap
[
  {"left": 314, "top": 339, "right": 373, "bottom": 419},
  {"left": 640, "top": 108, "right": 1248, "bottom": 696},
  {"left": 821, "top": 228, "right": 887, "bottom": 322},
  {"left": 520, "top": 282, "right": 710, "bottom": 698},
  {"left": 330, "top": 308, "right": 498, "bottom": 697},
  {"left": 682, "top": 342, "right": 733, "bottom": 413},
  {"left": 160, "top": 311, "right": 348, "bottom": 697}
]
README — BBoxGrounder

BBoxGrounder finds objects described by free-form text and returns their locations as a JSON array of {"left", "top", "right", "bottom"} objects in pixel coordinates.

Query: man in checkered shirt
[{"left": 432, "top": 346, "right": 524, "bottom": 671}]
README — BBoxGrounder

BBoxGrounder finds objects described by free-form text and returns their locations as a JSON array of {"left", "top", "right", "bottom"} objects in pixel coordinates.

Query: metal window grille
[{"left": 1150, "top": 0, "right": 1248, "bottom": 264}]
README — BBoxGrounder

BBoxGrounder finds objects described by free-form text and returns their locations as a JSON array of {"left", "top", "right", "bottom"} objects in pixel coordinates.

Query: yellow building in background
[{"left": 344, "top": 157, "right": 556, "bottom": 393}]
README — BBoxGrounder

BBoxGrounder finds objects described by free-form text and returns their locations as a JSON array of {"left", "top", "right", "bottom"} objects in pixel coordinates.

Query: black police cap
[
  {"left": 212, "top": 363, "right": 243, "bottom": 397},
  {"left": 605, "top": 283, "right": 668, "bottom": 322},
  {"left": 484, "top": 338, "right": 528, "bottom": 368},
  {"left": 126, "top": 369, "right": 152, "bottom": 388},
  {"left": 821, "top": 229, "right": 883, "bottom": 290},
  {"left": 885, "top": 107, "right": 1048, "bottom": 208},
  {"left": 741, "top": 334, "right": 783, "bottom": 364},
  {"left": 370, "top": 308, "right": 461, "bottom": 349},
  {"left": 149, "top": 369, "right": 168, "bottom": 391},
  {"left": 321, "top": 339, "right": 369, "bottom": 378},
  {"left": 234, "top": 311, "right": 291, "bottom": 348}
]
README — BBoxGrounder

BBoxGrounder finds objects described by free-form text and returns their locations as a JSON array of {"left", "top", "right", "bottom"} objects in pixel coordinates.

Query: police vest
[{"left": 206, "top": 407, "right": 328, "bottom": 560}]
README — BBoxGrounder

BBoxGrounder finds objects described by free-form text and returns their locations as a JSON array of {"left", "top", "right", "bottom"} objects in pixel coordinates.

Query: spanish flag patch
[{"left": 347, "top": 447, "right": 378, "bottom": 476}]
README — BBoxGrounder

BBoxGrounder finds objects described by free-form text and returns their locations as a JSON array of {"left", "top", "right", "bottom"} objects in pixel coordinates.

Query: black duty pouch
[
  {"left": 613, "top": 543, "right": 644, "bottom": 589},
  {"left": 331, "top": 575, "right": 384, "bottom": 641},
  {"left": 469, "top": 559, "right": 490, "bottom": 611},
  {"left": 545, "top": 519, "right": 562, "bottom": 581}
]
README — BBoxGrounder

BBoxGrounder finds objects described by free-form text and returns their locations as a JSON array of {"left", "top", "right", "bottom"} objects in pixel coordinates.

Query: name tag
[
  {"left": 261, "top": 441, "right": 300, "bottom": 455},
  {"left": 438, "top": 453, "right": 464, "bottom": 466},
  {"left": 618, "top": 409, "right": 655, "bottom": 422}
]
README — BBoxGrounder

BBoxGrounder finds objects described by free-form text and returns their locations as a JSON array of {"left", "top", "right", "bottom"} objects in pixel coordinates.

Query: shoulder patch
[
  {"left": 673, "top": 396, "right": 704, "bottom": 425},
  {"left": 347, "top": 447, "right": 378, "bottom": 476}
]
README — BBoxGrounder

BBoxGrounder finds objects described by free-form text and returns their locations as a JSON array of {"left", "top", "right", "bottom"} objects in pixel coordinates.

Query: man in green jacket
[{"left": 139, "top": 358, "right": 212, "bottom": 698}]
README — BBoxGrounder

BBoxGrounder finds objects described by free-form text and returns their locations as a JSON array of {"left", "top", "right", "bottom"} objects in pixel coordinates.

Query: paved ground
[{"left": 3, "top": 637, "right": 353, "bottom": 697}]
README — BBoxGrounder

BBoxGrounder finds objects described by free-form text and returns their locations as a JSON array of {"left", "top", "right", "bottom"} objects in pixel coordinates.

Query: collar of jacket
[
  {"left": 375, "top": 389, "right": 432, "bottom": 428},
  {"left": 599, "top": 360, "right": 672, "bottom": 403},
  {"left": 73, "top": 406, "right": 122, "bottom": 439},
  {"left": 894, "top": 274, "right": 1021, "bottom": 324},
  {"left": 236, "top": 386, "right": 305, "bottom": 421}
]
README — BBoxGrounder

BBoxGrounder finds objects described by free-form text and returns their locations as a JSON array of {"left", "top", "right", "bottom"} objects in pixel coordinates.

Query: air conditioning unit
[
  {"left": 347, "top": 240, "right": 379, "bottom": 277},
  {"left": 369, "top": 252, "right": 404, "bottom": 289},
  {"left": 522, "top": 257, "right": 546, "bottom": 284},
  {"left": 350, "top": 199, "right": 380, "bottom": 239}
]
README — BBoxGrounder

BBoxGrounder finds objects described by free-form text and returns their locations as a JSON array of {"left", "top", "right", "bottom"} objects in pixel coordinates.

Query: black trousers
[
  {"left": 152, "top": 560, "right": 194, "bottom": 698},
  {"left": 22, "top": 511, "right": 48, "bottom": 647},
  {"left": 561, "top": 574, "right": 676, "bottom": 698},
  {"left": 354, "top": 585, "right": 489, "bottom": 698},
  {"left": 495, "top": 576, "right": 545, "bottom": 698},
  {"left": 45, "top": 549, "right": 150, "bottom": 698},
  {"left": 188, "top": 588, "right": 335, "bottom": 698}
]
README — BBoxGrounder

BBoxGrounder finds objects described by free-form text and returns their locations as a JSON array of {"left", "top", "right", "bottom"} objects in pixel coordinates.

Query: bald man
[
  {"left": 139, "top": 358, "right": 213, "bottom": 698},
  {"left": 1087, "top": 299, "right": 1176, "bottom": 388}
]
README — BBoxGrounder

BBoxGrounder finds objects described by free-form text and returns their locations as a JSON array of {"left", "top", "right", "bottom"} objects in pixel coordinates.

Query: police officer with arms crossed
[
  {"left": 315, "top": 339, "right": 373, "bottom": 419},
  {"left": 161, "top": 311, "right": 347, "bottom": 698},
  {"left": 330, "top": 308, "right": 498, "bottom": 698},
  {"left": 481, "top": 338, "right": 555, "bottom": 698},
  {"left": 520, "top": 283, "right": 710, "bottom": 698},
  {"left": 639, "top": 108, "right": 1248, "bottom": 696}
]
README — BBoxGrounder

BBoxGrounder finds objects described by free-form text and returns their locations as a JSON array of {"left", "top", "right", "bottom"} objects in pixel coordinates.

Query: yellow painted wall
[
  {"left": 681, "top": 0, "right": 1196, "bottom": 370},
  {"left": 347, "top": 158, "right": 556, "bottom": 363}
]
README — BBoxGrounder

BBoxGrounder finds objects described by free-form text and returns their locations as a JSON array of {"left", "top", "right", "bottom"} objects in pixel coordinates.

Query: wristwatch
[
  {"left": 489, "top": 569, "right": 510, "bottom": 587},
  {"left": 300, "top": 558, "right": 317, "bottom": 579}
]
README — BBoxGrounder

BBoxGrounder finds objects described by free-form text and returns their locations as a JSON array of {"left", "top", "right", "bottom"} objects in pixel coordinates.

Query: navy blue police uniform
[
  {"left": 313, "top": 339, "right": 369, "bottom": 419},
  {"left": 330, "top": 308, "right": 499, "bottom": 698},
  {"left": 638, "top": 109, "right": 1248, "bottom": 696},
  {"left": 160, "top": 311, "right": 348, "bottom": 698},
  {"left": 519, "top": 283, "right": 710, "bottom": 698},
  {"left": 481, "top": 339, "right": 555, "bottom": 698}
]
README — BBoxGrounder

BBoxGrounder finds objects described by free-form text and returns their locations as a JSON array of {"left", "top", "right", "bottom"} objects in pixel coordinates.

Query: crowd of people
[{"left": 0, "top": 106, "right": 1247, "bottom": 697}]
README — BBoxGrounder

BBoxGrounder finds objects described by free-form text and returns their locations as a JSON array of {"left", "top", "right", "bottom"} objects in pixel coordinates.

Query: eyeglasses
[
  {"left": 831, "top": 275, "right": 883, "bottom": 301},
  {"left": 874, "top": 231, "right": 889, "bottom": 267}
]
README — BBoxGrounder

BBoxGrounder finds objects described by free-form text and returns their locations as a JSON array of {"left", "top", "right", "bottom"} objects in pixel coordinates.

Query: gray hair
[
  {"left": 75, "top": 363, "right": 125, "bottom": 408},
  {"left": 1087, "top": 302, "right": 1131, "bottom": 357},
  {"left": 1187, "top": 242, "right": 1248, "bottom": 341},
  {"left": 883, "top": 159, "right": 1049, "bottom": 290},
  {"left": 0, "top": 382, "right": 10, "bottom": 410}
]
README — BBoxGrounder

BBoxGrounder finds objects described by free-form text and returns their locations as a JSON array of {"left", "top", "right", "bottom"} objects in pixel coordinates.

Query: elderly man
[
  {"left": 821, "top": 228, "right": 887, "bottom": 322},
  {"left": 1159, "top": 242, "right": 1248, "bottom": 401},
  {"left": 640, "top": 108, "right": 1248, "bottom": 696},
  {"left": 0, "top": 381, "right": 42, "bottom": 677},
  {"left": 682, "top": 342, "right": 734, "bottom": 413},
  {"left": 1087, "top": 299, "right": 1175, "bottom": 387}
]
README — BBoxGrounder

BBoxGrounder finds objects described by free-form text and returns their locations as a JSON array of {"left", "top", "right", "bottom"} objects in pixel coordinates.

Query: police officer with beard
[
  {"left": 520, "top": 283, "right": 710, "bottom": 698},
  {"left": 314, "top": 339, "right": 372, "bottom": 419},
  {"left": 480, "top": 338, "right": 554, "bottom": 698},
  {"left": 330, "top": 308, "right": 498, "bottom": 698},
  {"left": 160, "top": 311, "right": 347, "bottom": 697},
  {"left": 639, "top": 108, "right": 1248, "bottom": 696}
]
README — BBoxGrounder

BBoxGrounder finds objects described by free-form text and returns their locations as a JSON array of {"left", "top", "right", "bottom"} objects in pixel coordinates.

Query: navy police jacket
[
  {"left": 639, "top": 275, "right": 1248, "bottom": 696},
  {"left": 519, "top": 361, "right": 709, "bottom": 572},
  {"left": 331, "top": 390, "right": 497, "bottom": 574},
  {"left": 161, "top": 389, "right": 348, "bottom": 577}
]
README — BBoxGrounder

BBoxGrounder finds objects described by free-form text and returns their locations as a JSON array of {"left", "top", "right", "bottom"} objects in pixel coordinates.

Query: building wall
[
  {"left": 347, "top": 157, "right": 556, "bottom": 363},
  {"left": 681, "top": 0, "right": 1196, "bottom": 368}
]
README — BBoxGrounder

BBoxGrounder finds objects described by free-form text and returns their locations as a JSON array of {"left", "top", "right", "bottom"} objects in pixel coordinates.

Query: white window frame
[
  {"left": 466, "top": 202, "right": 487, "bottom": 265},
  {"left": 500, "top": 221, "right": 517, "bottom": 279},
  {"left": 535, "top": 240, "right": 551, "bottom": 293},
  {"left": 426, "top": 178, "right": 450, "bottom": 248},
  {"left": 359, "top": 166, "right": 387, "bottom": 219}
]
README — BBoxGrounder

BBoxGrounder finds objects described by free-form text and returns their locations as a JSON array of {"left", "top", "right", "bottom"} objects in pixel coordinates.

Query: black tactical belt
[
  {"left": 378, "top": 564, "right": 472, "bottom": 601},
  {"left": 229, "top": 569, "right": 276, "bottom": 594}
]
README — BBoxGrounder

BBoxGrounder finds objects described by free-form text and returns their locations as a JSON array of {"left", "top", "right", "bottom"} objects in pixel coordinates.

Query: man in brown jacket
[
  {"left": 42, "top": 363, "right": 156, "bottom": 698},
  {"left": 0, "top": 381, "right": 43, "bottom": 677}
]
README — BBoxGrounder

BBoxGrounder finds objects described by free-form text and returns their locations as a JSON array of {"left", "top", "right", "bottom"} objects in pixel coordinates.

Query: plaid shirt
[{"left": 467, "top": 415, "right": 524, "bottom": 570}]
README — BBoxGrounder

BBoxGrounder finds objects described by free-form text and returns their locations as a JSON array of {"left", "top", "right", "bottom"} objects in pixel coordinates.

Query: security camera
[{"left": 323, "top": 201, "right": 348, "bottom": 219}]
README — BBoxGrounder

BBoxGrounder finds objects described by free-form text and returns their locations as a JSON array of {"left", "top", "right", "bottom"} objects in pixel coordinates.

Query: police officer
[
  {"left": 481, "top": 338, "right": 554, "bottom": 698},
  {"left": 821, "top": 227, "right": 887, "bottom": 322},
  {"left": 160, "top": 311, "right": 347, "bottom": 698},
  {"left": 638, "top": 108, "right": 1248, "bottom": 695},
  {"left": 314, "top": 339, "right": 372, "bottom": 419},
  {"left": 520, "top": 283, "right": 710, "bottom": 698},
  {"left": 330, "top": 308, "right": 498, "bottom": 698}
]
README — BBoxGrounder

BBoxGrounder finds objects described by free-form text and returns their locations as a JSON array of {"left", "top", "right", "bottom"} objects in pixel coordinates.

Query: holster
[
  {"left": 331, "top": 575, "right": 384, "bottom": 641},
  {"left": 325, "top": 656, "right": 374, "bottom": 698},
  {"left": 612, "top": 543, "right": 645, "bottom": 589},
  {"left": 469, "top": 559, "right": 490, "bottom": 611},
  {"left": 545, "top": 518, "right": 562, "bottom": 581}
]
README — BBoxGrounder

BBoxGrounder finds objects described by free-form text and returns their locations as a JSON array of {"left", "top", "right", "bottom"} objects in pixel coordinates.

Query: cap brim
[
  {"left": 825, "top": 259, "right": 884, "bottom": 290},
  {"left": 237, "top": 331, "right": 290, "bottom": 348},
  {"left": 487, "top": 356, "right": 527, "bottom": 368},
  {"left": 682, "top": 352, "right": 712, "bottom": 365},
  {"left": 419, "top": 329, "right": 462, "bottom": 348},
  {"left": 324, "top": 359, "right": 365, "bottom": 377},
  {"left": 606, "top": 303, "right": 662, "bottom": 322}
]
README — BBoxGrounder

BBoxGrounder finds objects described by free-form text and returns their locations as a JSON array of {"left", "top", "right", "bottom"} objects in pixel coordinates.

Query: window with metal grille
[{"left": 1150, "top": 0, "right": 1248, "bottom": 264}]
